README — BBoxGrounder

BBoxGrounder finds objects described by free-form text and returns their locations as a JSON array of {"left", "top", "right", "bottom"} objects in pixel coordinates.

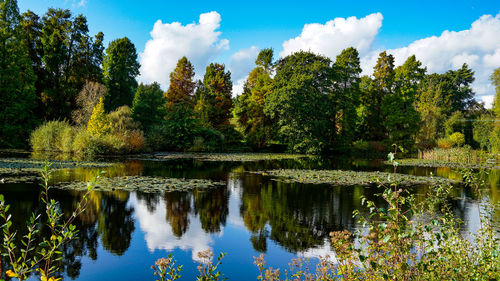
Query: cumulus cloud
[
  {"left": 359, "top": 13, "right": 500, "bottom": 107},
  {"left": 280, "top": 13, "right": 383, "bottom": 58},
  {"left": 139, "top": 11, "right": 229, "bottom": 89},
  {"left": 229, "top": 46, "right": 260, "bottom": 96}
]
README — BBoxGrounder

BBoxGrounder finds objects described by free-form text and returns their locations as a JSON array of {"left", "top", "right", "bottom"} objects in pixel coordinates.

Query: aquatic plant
[
  {"left": 0, "top": 163, "right": 97, "bottom": 280},
  {"left": 138, "top": 152, "right": 312, "bottom": 162},
  {"left": 54, "top": 176, "right": 225, "bottom": 193},
  {"left": 255, "top": 169, "right": 455, "bottom": 186}
]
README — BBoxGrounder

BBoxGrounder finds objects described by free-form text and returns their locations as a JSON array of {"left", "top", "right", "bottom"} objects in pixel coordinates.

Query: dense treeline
[{"left": 1, "top": 0, "right": 499, "bottom": 156}]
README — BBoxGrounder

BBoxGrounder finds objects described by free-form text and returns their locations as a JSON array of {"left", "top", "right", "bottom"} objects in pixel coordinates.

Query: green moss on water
[
  {"left": 135, "top": 153, "right": 312, "bottom": 162},
  {"left": 54, "top": 176, "right": 225, "bottom": 193},
  {"left": 389, "top": 159, "right": 499, "bottom": 169},
  {"left": 256, "top": 169, "right": 455, "bottom": 186}
]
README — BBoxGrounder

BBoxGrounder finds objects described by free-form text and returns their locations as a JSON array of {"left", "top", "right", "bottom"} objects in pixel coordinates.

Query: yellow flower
[{"left": 6, "top": 269, "right": 18, "bottom": 277}]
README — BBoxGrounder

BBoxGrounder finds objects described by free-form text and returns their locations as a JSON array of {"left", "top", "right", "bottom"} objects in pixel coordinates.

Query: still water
[{"left": 0, "top": 156, "right": 498, "bottom": 280}]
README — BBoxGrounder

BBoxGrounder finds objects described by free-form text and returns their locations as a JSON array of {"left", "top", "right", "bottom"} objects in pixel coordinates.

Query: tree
[
  {"left": 87, "top": 97, "right": 110, "bottom": 137},
  {"left": 265, "top": 51, "right": 336, "bottom": 154},
  {"left": 0, "top": 0, "right": 37, "bottom": 147},
  {"left": 255, "top": 48, "right": 273, "bottom": 72},
  {"left": 363, "top": 51, "right": 395, "bottom": 140},
  {"left": 235, "top": 64, "right": 274, "bottom": 149},
  {"left": 103, "top": 37, "right": 140, "bottom": 111},
  {"left": 334, "top": 47, "right": 362, "bottom": 146},
  {"left": 415, "top": 78, "right": 445, "bottom": 149},
  {"left": 72, "top": 81, "right": 107, "bottom": 126},
  {"left": 194, "top": 63, "right": 233, "bottom": 130},
  {"left": 131, "top": 83, "right": 166, "bottom": 131},
  {"left": 165, "top": 57, "right": 196, "bottom": 110},
  {"left": 35, "top": 9, "right": 104, "bottom": 120},
  {"left": 381, "top": 55, "right": 424, "bottom": 150},
  {"left": 491, "top": 67, "right": 500, "bottom": 118}
]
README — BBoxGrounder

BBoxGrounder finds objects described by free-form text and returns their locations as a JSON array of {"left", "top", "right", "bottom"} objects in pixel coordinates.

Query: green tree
[
  {"left": 235, "top": 66, "right": 274, "bottom": 149},
  {"left": 132, "top": 83, "right": 166, "bottom": 131},
  {"left": 363, "top": 51, "right": 395, "bottom": 140},
  {"left": 334, "top": 47, "right": 362, "bottom": 147},
  {"left": 0, "top": 0, "right": 37, "bottom": 147},
  {"left": 35, "top": 9, "right": 104, "bottom": 120},
  {"left": 265, "top": 51, "right": 336, "bottom": 154},
  {"left": 492, "top": 67, "right": 500, "bottom": 118},
  {"left": 165, "top": 57, "right": 196, "bottom": 110},
  {"left": 382, "top": 55, "right": 424, "bottom": 150},
  {"left": 103, "top": 37, "right": 140, "bottom": 111},
  {"left": 255, "top": 48, "right": 273, "bottom": 72},
  {"left": 415, "top": 79, "right": 446, "bottom": 149},
  {"left": 194, "top": 63, "right": 233, "bottom": 130},
  {"left": 473, "top": 113, "right": 494, "bottom": 151}
]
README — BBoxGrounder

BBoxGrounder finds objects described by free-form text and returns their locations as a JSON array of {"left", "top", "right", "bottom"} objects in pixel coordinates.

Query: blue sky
[{"left": 18, "top": 0, "right": 500, "bottom": 104}]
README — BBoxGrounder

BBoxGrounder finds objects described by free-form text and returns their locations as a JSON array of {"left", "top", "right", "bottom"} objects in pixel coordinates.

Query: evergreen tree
[
  {"left": 194, "top": 63, "right": 233, "bottom": 130},
  {"left": 334, "top": 47, "right": 361, "bottom": 146},
  {"left": 103, "top": 37, "right": 140, "bottom": 111},
  {"left": 132, "top": 83, "right": 166, "bottom": 131},
  {"left": 0, "top": 0, "right": 37, "bottom": 147},
  {"left": 382, "top": 55, "right": 424, "bottom": 150},
  {"left": 165, "top": 57, "right": 196, "bottom": 110}
]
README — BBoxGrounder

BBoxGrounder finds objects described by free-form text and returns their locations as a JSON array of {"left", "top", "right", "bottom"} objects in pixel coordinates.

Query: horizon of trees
[{"left": 1, "top": 0, "right": 499, "bottom": 155}]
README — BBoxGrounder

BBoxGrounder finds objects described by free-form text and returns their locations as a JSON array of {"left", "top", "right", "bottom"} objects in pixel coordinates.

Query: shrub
[
  {"left": 437, "top": 137, "right": 453, "bottom": 149},
  {"left": 55, "top": 125, "right": 76, "bottom": 152},
  {"left": 123, "top": 130, "right": 145, "bottom": 153},
  {"left": 87, "top": 97, "right": 111, "bottom": 137},
  {"left": 189, "top": 128, "right": 224, "bottom": 152},
  {"left": 72, "top": 128, "right": 93, "bottom": 155},
  {"left": 30, "top": 120, "right": 73, "bottom": 152},
  {"left": 108, "top": 106, "right": 140, "bottom": 134},
  {"left": 449, "top": 132, "right": 465, "bottom": 147}
]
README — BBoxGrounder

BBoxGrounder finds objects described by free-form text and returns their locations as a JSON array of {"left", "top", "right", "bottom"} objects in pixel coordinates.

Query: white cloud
[
  {"left": 280, "top": 13, "right": 383, "bottom": 58},
  {"left": 131, "top": 193, "right": 216, "bottom": 262},
  {"left": 229, "top": 46, "right": 260, "bottom": 96},
  {"left": 359, "top": 13, "right": 500, "bottom": 104},
  {"left": 139, "top": 11, "right": 229, "bottom": 89}
]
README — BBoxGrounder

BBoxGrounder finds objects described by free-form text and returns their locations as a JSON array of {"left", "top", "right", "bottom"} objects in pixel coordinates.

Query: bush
[
  {"left": 72, "top": 128, "right": 93, "bottom": 155},
  {"left": 437, "top": 137, "right": 453, "bottom": 149},
  {"left": 56, "top": 126, "right": 76, "bottom": 152},
  {"left": 188, "top": 128, "right": 224, "bottom": 152},
  {"left": 30, "top": 120, "right": 73, "bottom": 152},
  {"left": 449, "top": 132, "right": 465, "bottom": 147}
]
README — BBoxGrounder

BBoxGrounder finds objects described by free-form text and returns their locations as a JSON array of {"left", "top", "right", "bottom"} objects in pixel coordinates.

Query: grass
[
  {"left": 389, "top": 158, "right": 500, "bottom": 169},
  {"left": 256, "top": 169, "right": 455, "bottom": 186}
]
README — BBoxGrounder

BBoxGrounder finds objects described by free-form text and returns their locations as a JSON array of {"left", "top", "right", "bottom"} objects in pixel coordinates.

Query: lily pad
[
  {"left": 54, "top": 176, "right": 226, "bottom": 193},
  {"left": 132, "top": 153, "right": 311, "bottom": 162},
  {"left": 388, "top": 159, "right": 499, "bottom": 170},
  {"left": 255, "top": 169, "right": 456, "bottom": 186}
]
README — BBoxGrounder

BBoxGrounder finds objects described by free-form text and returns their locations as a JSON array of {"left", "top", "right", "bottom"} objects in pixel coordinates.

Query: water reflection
[{"left": 0, "top": 156, "right": 498, "bottom": 280}]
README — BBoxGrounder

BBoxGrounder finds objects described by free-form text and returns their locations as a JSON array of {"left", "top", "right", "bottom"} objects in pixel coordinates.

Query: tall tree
[
  {"left": 0, "top": 0, "right": 36, "bottom": 147},
  {"left": 363, "top": 51, "right": 395, "bottom": 140},
  {"left": 334, "top": 47, "right": 361, "bottom": 146},
  {"left": 235, "top": 49, "right": 274, "bottom": 149},
  {"left": 103, "top": 37, "right": 140, "bottom": 111},
  {"left": 132, "top": 83, "right": 166, "bottom": 131},
  {"left": 415, "top": 78, "right": 445, "bottom": 149},
  {"left": 265, "top": 51, "right": 336, "bottom": 154},
  {"left": 165, "top": 57, "right": 195, "bottom": 110},
  {"left": 194, "top": 63, "right": 233, "bottom": 130},
  {"left": 382, "top": 55, "right": 424, "bottom": 150}
]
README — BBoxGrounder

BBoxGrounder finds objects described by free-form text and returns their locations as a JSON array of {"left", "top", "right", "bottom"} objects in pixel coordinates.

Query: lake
[{"left": 0, "top": 153, "right": 498, "bottom": 280}]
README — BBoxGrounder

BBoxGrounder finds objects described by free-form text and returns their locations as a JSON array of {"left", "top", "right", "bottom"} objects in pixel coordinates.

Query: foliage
[
  {"left": 87, "top": 97, "right": 111, "bottom": 137},
  {"left": 165, "top": 56, "right": 196, "bottom": 110},
  {"left": 234, "top": 55, "right": 274, "bottom": 149},
  {"left": 448, "top": 131, "right": 465, "bottom": 146},
  {"left": 0, "top": 163, "right": 96, "bottom": 280},
  {"left": 108, "top": 105, "right": 140, "bottom": 134},
  {"left": 265, "top": 51, "right": 336, "bottom": 154},
  {"left": 132, "top": 82, "right": 166, "bottom": 132},
  {"left": 195, "top": 63, "right": 233, "bottom": 130},
  {"left": 195, "top": 250, "right": 227, "bottom": 281},
  {"left": 30, "top": 120, "right": 73, "bottom": 152},
  {"left": 103, "top": 37, "right": 140, "bottom": 111},
  {"left": 0, "top": 0, "right": 37, "bottom": 148},
  {"left": 152, "top": 254, "right": 182, "bottom": 281},
  {"left": 72, "top": 81, "right": 107, "bottom": 126}
]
